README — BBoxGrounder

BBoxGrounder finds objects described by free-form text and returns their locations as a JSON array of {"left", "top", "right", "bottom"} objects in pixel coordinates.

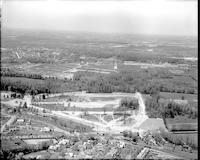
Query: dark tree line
[
  {"left": 145, "top": 91, "right": 197, "bottom": 119},
  {"left": 1, "top": 68, "right": 43, "bottom": 80},
  {"left": 119, "top": 98, "right": 139, "bottom": 110},
  {"left": 1, "top": 68, "right": 196, "bottom": 96},
  {"left": 74, "top": 71, "right": 196, "bottom": 95},
  {"left": 1, "top": 76, "right": 79, "bottom": 95}
]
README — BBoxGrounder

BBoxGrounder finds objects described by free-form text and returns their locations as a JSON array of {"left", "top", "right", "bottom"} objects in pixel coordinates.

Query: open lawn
[
  {"left": 80, "top": 114, "right": 100, "bottom": 122},
  {"left": 166, "top": 117, "right": 197, "bottom": 124},
  {"left": 23, "top": 139, "right": 53, "bottom": 145}
]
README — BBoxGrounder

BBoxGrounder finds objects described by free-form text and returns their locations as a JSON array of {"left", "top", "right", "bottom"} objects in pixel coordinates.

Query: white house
[
  {"left": 40, "top": 127, "right": 52, "bottom": 132},
  {"left": 23, "top": 95, "right": 32, "bottom": 107},
  {"left": 17, "top": 119, "right": 25, "bottom": 123}
]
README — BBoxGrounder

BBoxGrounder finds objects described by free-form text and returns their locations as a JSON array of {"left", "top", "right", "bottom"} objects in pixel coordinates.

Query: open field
[
  {"left": 23, "top": 139, "right": 53, "bottom": 145},
  {"left": 159, "top": 92, "right": 197, "bottom": 101},
  {"left": 166, "top": 117, "right": 197, "bottom": 124},
  {"left": 10, "top": 61, "right": 118, "bottom": 78}
]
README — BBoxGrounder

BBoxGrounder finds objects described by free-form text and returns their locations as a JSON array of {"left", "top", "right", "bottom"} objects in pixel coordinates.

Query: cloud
[{"left": 2, "top": 0, "right": 197, "bottom": 36}]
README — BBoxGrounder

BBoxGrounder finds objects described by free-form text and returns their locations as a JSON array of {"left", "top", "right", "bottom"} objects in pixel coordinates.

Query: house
[
  {"left": 23, "top": 94, "right": 32, "bottom": 107},
  {"left": 40, "top": 127, "right": 52, "bottom": 132},
  {"left": 64, "top": 73, "right": 74, "bottom": 80},
  {"left": 34, "top": 93, "right": 48, "bottom": 100},
  {"left": 9, "top": 127, "right": 19, "bottom": 132},
  {"left": 80, "top": 55, "right": 86, "bottom": 64},
  {"left": 17, "top": 119, "right": 25, "bottom": 123},
  {"left": 49, "top": 145, "right": 59, "bottom": 150},
  {"left": 58, "top": 139, "right": 69, "bottom": 145},
  {"left": 1, "top": 91, "right": 15, "bottom": 99}
]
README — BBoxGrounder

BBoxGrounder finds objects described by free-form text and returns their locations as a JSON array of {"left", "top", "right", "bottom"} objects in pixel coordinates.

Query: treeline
[
  {"left": 145, "top": 93, "right": 198, "bottom": 119},
  {"left": 1, "top": 76, "right": 80, "bottom": 95},
  {"left": 1, "top": 69, "right": 197, "bottom": 96},
  {"left": 119, "top": 98, "right": 139, "bottom": 110},
  {"left": 164, "top": 102, "right": 197, "bottom": 119},
  {"left": 74, "top": 71, "right": 196, "bottom": 94},
  {"left": 1, "top": 68, "right": 43, "bottom": 79},
  {"left": 153, "top": 129, "right": 197, "bottom": 149}
]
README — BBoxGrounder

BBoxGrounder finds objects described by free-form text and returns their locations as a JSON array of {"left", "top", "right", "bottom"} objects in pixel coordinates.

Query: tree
[
  {"left": 39, "top": 141, "right": 51, "bottom": 150},
  {"left": 23, "top": 102, "right": 27, "bottom": 108},
  {"left": 84, "top": 109, "right": 88, "bottom": 116},
  {"left": 53, "top": 116, "right": 58, "bottom": 122},
  {"left": 8, "top": 86, "right": 11, "bottom": 91},
  {"left": 120, "top": 98, "right": 139, "bottom": 110},
  {"left": 15, "top": 152, "right": 24, "bottom": 160},
  {"left": 16, "top": 107, "right": 21, "bottom": 114},
  {"left": 103, "top": 107, "right": 106, "bottom": 115}
]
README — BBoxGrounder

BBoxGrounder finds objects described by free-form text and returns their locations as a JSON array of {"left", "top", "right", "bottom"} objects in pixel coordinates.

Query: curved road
[{"left": 2, "top": 92, "right": 149, "bottom": 134}]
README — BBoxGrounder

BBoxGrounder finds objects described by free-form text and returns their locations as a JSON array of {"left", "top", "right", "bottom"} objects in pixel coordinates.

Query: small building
[
  {"left": 49, "top": 145, "right": 59, "bottom": 150},
  {"left": 17, "top": 119, "right": 25, "bottom": 123},
  {"left": 34, "top": 93, "right": 48, "bottom": 101},
  {"left": 40, "top": 127, "right": 52, "bottom": 132},
  {"left": 1, "top": 91, "right": 15, "bottom": 99},
  {"left": 23, "top": 94, "right": 32, "bottom": 107},
  {"left": 64, "top": 73, "right": 74, "bottom": 80},
  {"left": 58, "top": 139, "right": 69, "bottom": 146},
  {"left": 80, "top": 55, "right": 86, "bottom": 64},
  {"left": 8, "top": 127, "right": 19, "bottom": 132},
  {"left": 113, "top": 61, "right": 118, "bottom": 70}
]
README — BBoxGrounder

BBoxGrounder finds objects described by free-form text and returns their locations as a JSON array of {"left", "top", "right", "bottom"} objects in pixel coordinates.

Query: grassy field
[
  {"left": 103, "top": 115, "right": 113, "bottom": 122},
  {"left": 166, "top": 117, "right": 197, "bottom": 132},
  {"left": 65, "top": 106, "right": 114, "bottom": 112},
  {"left": 159, "top": 92, "right": 197, "bottom": 100},
  {"left": 166, "top": 116, "right": 197, "bottom": 124},
  {"left": 35, "top": 104, "right": 65, "bottom": 111},
  {"left": 24, "top": 113, "right": 93, "bottom": 132},
  {"left": 80, "top": 114, "right": 100, "bottom": 122},
  {"left": 35, "top": 103, "right": 115, "bottom": 112},
  {"left": 90, "top": 97, "right": 119, "bottom": 101},
  {"left": 167, "top": 123, "right": 197, "bottom": 132}
]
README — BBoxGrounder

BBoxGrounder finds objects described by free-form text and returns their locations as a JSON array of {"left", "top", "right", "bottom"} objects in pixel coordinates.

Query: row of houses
[{"left": 1, "top": 91, "right": 22, "bottom": 99}]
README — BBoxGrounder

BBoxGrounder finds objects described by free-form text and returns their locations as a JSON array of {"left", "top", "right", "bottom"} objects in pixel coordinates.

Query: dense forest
[{"left": 1, "top": 69, "right": 197, "bottom": 96}]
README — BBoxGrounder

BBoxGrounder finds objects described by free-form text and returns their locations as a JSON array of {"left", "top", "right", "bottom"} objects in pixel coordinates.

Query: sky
[{"left": 2, "top": 0, "right": 198, "bottom": 36}]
